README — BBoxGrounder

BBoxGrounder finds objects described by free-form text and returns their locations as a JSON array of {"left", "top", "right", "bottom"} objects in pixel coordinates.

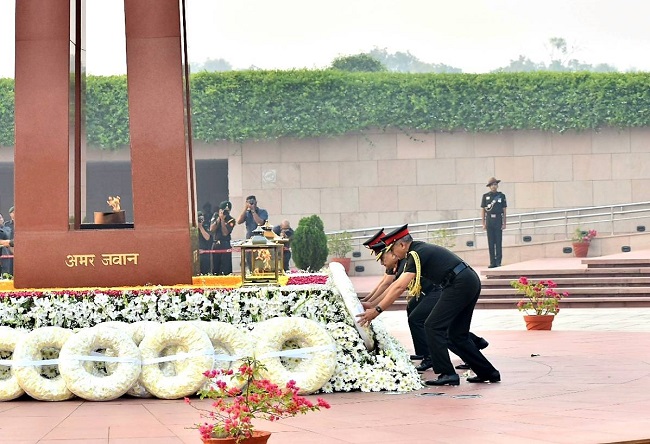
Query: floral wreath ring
[
  {"left": 58, "top": 325, "right": 142, "bottom": 401},
  {"left": 0, "top": 326, "right": 27, "bottom": 401},
  {"left": 329, "top": 262, "right": 375, "bottom": 350},
  {"left": 192, "top": 321, "right": 254, "bottom": 390},
  {"left": 123, "top": 320, "right": 160, "bottom": 398},
  {"left": 12, "top": 326, "right": 75, "bottom": 401},
  {"left": 253, "top": 316, "right": 337, "bottom": 395},
  {"left": 139, "top": 321, "right": 214, "bottom": 399}
]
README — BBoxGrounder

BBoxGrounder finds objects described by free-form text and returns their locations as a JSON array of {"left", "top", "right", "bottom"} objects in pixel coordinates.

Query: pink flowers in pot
[
  {"left": 572, "top": 228, "right": 597, "bottom": 244},
  {"left": 186, "top": 357, "right": 330, "bottom": 443},
  {"left": 511, "top": 277, "right": 569, "bottom": 316}
]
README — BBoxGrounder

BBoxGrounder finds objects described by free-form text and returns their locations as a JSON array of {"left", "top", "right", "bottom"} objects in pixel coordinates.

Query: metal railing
[{"left": 327, "top": 201, "right": 650, "bottom": 252}]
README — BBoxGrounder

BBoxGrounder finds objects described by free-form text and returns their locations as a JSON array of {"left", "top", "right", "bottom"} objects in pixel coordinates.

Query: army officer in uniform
[{"left": 481, "top": 177, "right": 507, "bottom": 268}]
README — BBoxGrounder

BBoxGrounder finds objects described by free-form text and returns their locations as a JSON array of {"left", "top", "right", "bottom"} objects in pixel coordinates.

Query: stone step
[
  {"left": 382, "top": 297, "right": 650, "bottom": 310},
  {"left": 475, "top": 297, "right": 650, "bottom": 309},
  {"left": 356, "top": 250, "right": 650, "bottom": 309},
  {"left": 362, "top": 292, "right": 650, "bottom": 310},
  {"left": 483, "top": 276, "right": 650, "bottom": 288},
  {"left": 484, "top": 267, "right": 650, "bottom": 279},
  {"left": 481, "top": 286, "right": 650, "bottom": 298}
]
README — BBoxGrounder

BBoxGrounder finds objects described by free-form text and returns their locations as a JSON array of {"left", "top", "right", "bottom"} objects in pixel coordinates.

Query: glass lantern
[{"left": 240, "top": 230, "right": 283, "bottom": 286}]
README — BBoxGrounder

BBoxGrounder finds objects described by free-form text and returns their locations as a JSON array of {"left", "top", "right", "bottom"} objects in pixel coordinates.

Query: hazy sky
[{"left": 1, "top": 0, "right": 649, "bottom": 77}]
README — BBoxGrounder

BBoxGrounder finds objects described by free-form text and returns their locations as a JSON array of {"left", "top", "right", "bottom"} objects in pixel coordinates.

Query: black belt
[
  {"left": 442, "top": 261, "right": 469, "bottom": 287},
  {"left": 451, "top": 261, "right": 468, "bottom": 276}
]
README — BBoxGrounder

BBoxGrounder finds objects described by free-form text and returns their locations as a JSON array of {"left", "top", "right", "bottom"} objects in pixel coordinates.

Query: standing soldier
[
  {"left": 481, "top": 177, "right": 507, "bottom": 268},
  {"left": 210, "top": 201, "right": 236, "bottom": 275}
]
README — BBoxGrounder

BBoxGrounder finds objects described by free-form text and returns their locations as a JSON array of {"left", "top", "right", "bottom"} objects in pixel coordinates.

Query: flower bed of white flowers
[{"left": 0, "top": 266, "right": 422, "bottom": 395}]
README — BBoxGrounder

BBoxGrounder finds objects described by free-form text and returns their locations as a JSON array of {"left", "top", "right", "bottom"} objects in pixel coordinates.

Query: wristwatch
[{"left": 374, "top": 306, "right": 383, "bottom": 314}]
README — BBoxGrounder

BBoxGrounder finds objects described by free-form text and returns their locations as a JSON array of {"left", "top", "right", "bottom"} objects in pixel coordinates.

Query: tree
[
  {"left": 190, "top": 58, "right": 232, "bottom": 73},
  {"left": 291, "top": 215, "right": 328, "bottom": 272},
  {"left": 493, "top": 37, "right": 620, "bottom": 73},
  {"left": 330, "top": 54, "right": 386, "bottom": 72},
  {"left": 368, "top": 47, "right": 462, "bottom": 73},
  {"left": 493, "top": 55, "right": 543, "bottom": 73}
]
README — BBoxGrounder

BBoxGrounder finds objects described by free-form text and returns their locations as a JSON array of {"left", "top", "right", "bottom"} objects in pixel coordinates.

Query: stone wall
[
  {"left": 207, "top": 127, "right": 650, "bottom": 234},
  {"left": 2, "top": 126, "right": 650, "bottom": 272}
]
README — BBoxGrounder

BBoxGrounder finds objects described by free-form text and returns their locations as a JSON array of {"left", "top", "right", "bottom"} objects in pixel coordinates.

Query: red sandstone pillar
[{"left": 14, "top": 0, "right": 195, "bottom": 288}]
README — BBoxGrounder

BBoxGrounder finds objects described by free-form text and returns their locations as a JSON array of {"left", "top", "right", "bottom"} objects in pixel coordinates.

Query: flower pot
[
  {"left": 572, "top": 242, "right": 590, "bottom": 258},
  {"left": 202, "top": 431, "right": 272, "bottom": 444},
  {"left": 524, "top": 315, "right": 554, "bottom": 331},
  {"left": 330, "top": 257, "right": 351, "bottom": 274}
]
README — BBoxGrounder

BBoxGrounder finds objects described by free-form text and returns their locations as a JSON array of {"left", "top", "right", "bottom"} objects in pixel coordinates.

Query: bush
[
  {"left": 292, "top": 215, "right": 328, "bottom": 272},
  {"left": 4, "top": 71, "right": 650, "bottom": 148}
]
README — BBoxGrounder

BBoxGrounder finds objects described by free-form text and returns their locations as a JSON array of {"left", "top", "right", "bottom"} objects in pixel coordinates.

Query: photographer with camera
[
  {"left": 237, "top": 195, "right": 268, "bottom": 239},
  {"left": 210, "top": 200, "right": 236, "bottom": 275},
  {"left": 273, "top": 219, "right": 294, "bottom": 271},
  {"left": 197, "top": 211, "right": 212, "bottom": 274}
]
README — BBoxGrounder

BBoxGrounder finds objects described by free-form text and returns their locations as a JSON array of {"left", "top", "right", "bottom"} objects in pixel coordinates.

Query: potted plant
[
  {"left": 327, "top": 231, "right": 353, "bottom": 273},
  {"left": 186, "top": 357, "right": 330, "bottom": 443},
  {"left": 571, "top": 227, "right": 597, "bottom": 258},
  {"left": 510, "top": 277, "right": 569, "bottom": 330},
  {"left": 429, "top": 227, "right": 456, "bottom": 249}
]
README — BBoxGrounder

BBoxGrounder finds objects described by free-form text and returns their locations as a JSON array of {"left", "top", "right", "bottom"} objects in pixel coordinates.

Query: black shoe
[
  {"left": 467, "top": 371, "right": 501, "bottom": 383},
  {"left": 455, "top": 363, "right": 471, "bottom": 370},
  {"left": 487, "top": 264, "right": 496, "bottom": 268},
  {"left": 475, "top": 338, "right": 489, "bottom": 350},
  {"left": 410, "top": 354, "right": 424, "bottom": 361},
  {"left": 416, "top": 360, "right": 433, "bottom": 372},
  {"left": 425, "top": 374, "right": 460, "bottom": 386}
]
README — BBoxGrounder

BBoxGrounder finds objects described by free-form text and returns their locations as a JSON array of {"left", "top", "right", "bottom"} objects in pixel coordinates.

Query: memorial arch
[{"left": 14, "top": 0, "right": 196, "bottom": 288}]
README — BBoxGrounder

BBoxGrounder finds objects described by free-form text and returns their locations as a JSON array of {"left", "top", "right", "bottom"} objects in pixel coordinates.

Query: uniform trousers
[
  {"left": 282, "top": 248, "right": 291, "bottom": 272},
  {"left": 424, "top": 267, "right": 499, "bottom": 378},
  {"left": 199, "top": 250, "right": 211, "bottom": 275},
  {"left": 407, "top": 288, "right": 440, "bottom": 357},
  {"left": 485, "top": 214, "right": 504, "bottom": 266},
  {"left": 409, "top": 287, "right": 487, "bottom": 361},
  {"left": 211, "top": 241, "right": 233, "bottom": 275}
]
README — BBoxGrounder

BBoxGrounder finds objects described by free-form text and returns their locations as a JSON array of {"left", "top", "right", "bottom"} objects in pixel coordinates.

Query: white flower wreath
[
  {"left": 0, "top": 275, "right": 421, "bottom": 395},
  {"left": 0, "top": 326, "right": 27, "bottom": 401},
  {"left": 328, "top": 262, "right": 375, "bottom": 350},
  {"left": 139, "top": 321, "right": 213, "bottom": 399},
  {"left": 58, "top": 325, "right": 141, "bottom": 401},
  {"left": 192, "top": 321, "right": 253, "bottom": 389},
  {"left": 127, "top": 321, "right": 161, "bottom": 345},
  {"left": 253, "top": 317, "right": 337, "bottom": 395},
  {"left": 123, "top": 321, "right": 160, "bottom": 398},
  {"left": 12, "top": 326, "right": 75, "bottom": 401}
]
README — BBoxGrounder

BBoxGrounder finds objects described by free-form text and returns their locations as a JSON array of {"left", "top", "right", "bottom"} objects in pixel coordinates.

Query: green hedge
[{"left": 1, "top": 71, "right": 649, "bottom": 149}]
